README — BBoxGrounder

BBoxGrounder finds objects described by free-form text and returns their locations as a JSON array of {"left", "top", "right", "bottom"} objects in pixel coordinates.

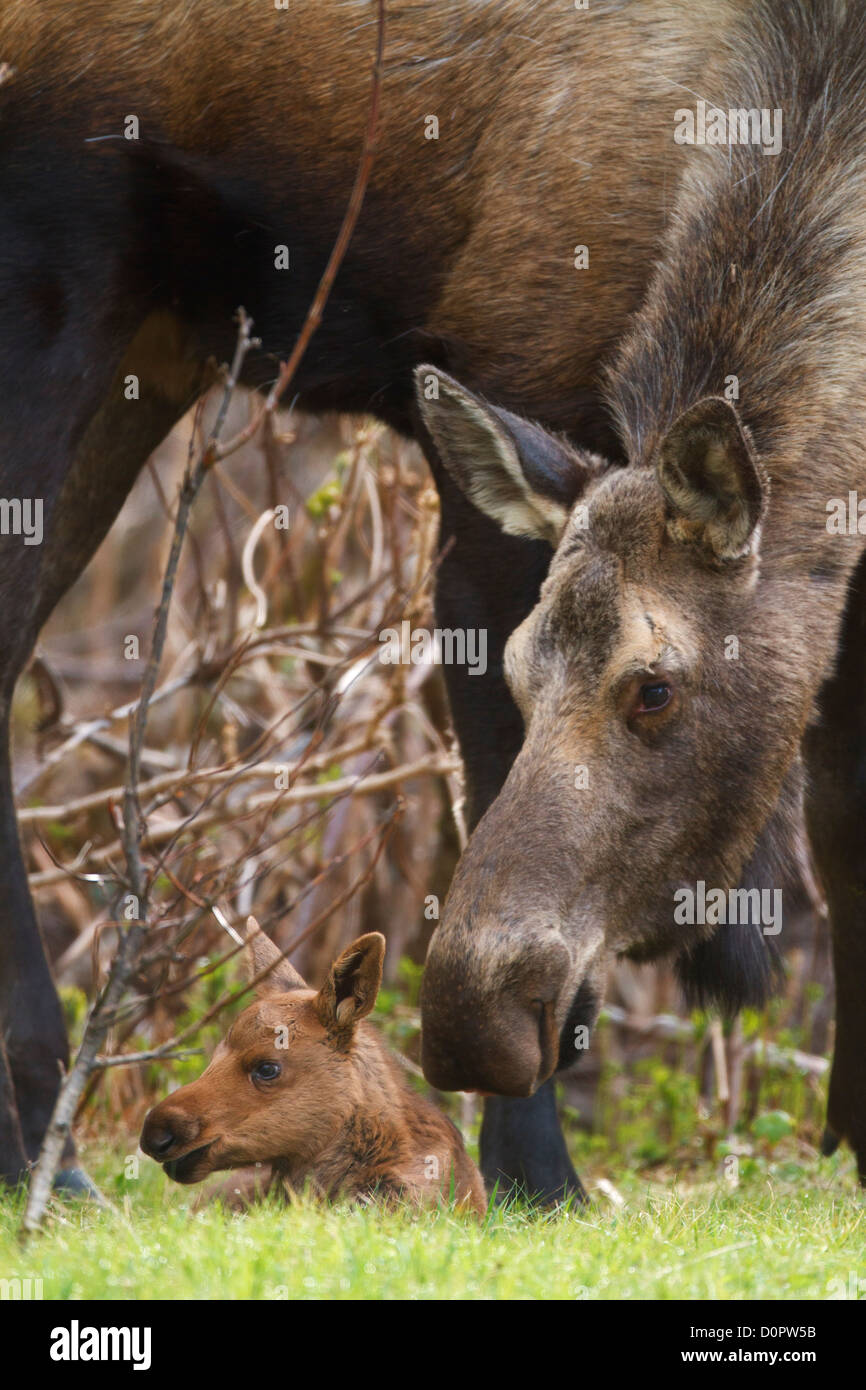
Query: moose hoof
[
  {"left": 821, "top": 1124, "right": 841, "bottom": 1157},
  {"left": 487, "top": 1169, "right": 588, "bottom": 1210},
  {"left": 52, "top": 1167, "right": 105, "bottom": 1203},
  {"left": 821, "top": 1118, "right": 866, "bottom": 1185}
]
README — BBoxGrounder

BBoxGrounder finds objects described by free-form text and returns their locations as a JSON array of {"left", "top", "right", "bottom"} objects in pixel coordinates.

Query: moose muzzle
[{"left": 420, "top": 927, "right": 572, "bottom": 1097}]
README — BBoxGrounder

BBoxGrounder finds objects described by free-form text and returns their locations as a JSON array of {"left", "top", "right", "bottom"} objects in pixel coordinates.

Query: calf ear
[
  {"left": 244, "top": 916, "right": 307, "bottom": 995},
  {"left": 656, "top": 397, "right": 768, "bottom": 560},
  {"left": 414, "top": 365, "right": 595, "bottom": 546},
  {"left": 314, "top": 933, "right": 385, "bottom": 1034}
]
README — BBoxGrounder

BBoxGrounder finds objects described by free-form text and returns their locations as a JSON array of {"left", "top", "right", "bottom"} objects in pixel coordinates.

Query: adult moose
[
  {"left": 0, "top": 0, "right": 797, "bottom": 1201},
  {"left": 418, "top": 0, "right": 866, "bottom": 1183}
]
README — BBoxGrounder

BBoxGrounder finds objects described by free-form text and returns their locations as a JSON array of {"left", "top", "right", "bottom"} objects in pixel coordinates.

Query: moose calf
[{"left": 140, "top": 920, "right": 486, "bottom": 1215}]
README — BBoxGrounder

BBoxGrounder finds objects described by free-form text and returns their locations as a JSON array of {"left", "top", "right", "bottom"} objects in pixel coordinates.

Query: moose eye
[
  {"left": 636, "top": 681, "right": 672, "bottom": 713},
  {"left": 252, "top": 1061, "right": 281, "bottom": 1082}
]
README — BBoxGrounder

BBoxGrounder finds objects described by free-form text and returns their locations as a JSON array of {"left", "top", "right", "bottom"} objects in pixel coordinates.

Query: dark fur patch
[
  {"left": 556, "top": 980, "right": 600, "bottom": 1071},
  {"left": 675, "top": 920, "right": 783, "bottom": 1016},
  {"left": 675, "top": 767, "right": 804, "bottom": 1014}
]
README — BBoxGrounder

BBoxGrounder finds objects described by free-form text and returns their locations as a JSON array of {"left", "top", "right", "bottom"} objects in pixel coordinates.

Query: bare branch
[{"left": 20, "top": 8, "right": 388, "bottom": 1234}]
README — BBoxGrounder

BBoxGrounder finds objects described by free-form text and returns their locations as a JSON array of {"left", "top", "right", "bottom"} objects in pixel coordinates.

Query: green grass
[
  {"left": 0, "top": 1145, "right": 861, "bottom": 1301},
  {"left": 6, "top": 979, "right": 858, "bottom": 1300}
]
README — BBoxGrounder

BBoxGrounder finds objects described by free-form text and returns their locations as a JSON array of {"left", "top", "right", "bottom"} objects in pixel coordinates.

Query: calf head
[
  {"left": 416, "top": 367, "right": 810, "bottom": 1096},
  {"left": 140, "top": 920, "right": 385, "bottom": 1183}
]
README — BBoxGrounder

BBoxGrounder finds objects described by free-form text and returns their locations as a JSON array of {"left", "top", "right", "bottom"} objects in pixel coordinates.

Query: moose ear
[
  {"left": 414, "top": 365, "right": 595, "bottom": 546},
  {"left": 244, "top": 916, "right": 307, "bottom": 996},
  {"left": 314, "top": 933, "right": 385, "bottom": 1035},
  {"left": 656, "top": 397, "right": 768, "bottom": 560}
]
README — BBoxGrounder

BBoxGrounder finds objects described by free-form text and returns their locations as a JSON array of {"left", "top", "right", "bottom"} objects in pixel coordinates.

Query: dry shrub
[
  {"left": 14, "top": 394, "right": 462, "bottom": 1131},
  {"left": 12, "top": 393, "right": 832, "bottom": 1140}
]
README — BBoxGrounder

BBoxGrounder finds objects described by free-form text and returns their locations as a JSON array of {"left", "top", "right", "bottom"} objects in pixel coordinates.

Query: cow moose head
[{"left": 415, "top": 367, "right": 810, "bottom": 1098}]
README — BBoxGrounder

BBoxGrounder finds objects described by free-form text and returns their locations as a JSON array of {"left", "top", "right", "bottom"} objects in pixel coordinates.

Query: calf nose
[
  {"left": 140, "top": 1107, "right": 201, "bottom": 1160},
  {"left": 143, "top": 1126, "right": 176, "bottom": 1158}
]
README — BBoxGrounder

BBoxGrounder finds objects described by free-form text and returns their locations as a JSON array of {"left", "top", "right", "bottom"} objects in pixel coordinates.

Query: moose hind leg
[
  {"left": 0, "top": 1019, "right": 27, "bottom": 1183},
  {"left": 804, "top": 549, "right": 866, "bottom": 1182},
  {"left": 0, "top": 718, "right": 72, "bottom": 1167},
  {"left": 0, "top": 314, "right": 208, "bottom": 1181}
]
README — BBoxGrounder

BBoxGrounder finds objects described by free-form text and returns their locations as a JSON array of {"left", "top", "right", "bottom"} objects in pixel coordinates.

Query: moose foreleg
[{"left": 427, "top": 452, "right": 584, "bottom": 1203}]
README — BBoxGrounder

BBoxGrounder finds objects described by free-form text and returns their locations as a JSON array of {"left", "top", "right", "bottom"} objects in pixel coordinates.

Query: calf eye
[
  {"left": 252, "top": 1061, "right": 281, "bottom": 1082},
  {"left": 637, "top": 681, "right": 672, "bottom": 713}
]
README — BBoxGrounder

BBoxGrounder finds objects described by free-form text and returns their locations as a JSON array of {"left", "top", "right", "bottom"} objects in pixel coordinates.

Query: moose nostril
[
  {"left": 533, "top": 998, "right": 559, "bottom": 1084},
  {"left": 147, "top": 1127, "right": 177, "bottom": 1158}
]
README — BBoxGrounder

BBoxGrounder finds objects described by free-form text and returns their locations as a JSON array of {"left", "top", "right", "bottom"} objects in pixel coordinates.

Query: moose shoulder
[{"left": 416, "top": 0, "right": 866, "bottom": 1183}]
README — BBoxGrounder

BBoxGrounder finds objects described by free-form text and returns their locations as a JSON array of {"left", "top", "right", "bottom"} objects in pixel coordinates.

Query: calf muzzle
[{"left": 140, "top": 1102, "right": 212, "bottom": 1182}]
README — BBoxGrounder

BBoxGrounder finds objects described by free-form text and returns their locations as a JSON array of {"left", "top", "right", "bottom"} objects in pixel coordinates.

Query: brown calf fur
[{"left": 140, "top": 919, "right": 486, "bottom": 1216}]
